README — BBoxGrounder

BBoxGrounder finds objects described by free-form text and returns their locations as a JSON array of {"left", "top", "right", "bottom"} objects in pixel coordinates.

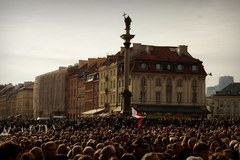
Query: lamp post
[{"left": 120, "top": 13, "right": 135, "bottom": 115}]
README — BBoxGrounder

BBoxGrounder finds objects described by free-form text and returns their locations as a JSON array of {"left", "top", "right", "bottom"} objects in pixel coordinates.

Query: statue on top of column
[{"left": 123, "top": 12, "right": 132, "bottom": 30}]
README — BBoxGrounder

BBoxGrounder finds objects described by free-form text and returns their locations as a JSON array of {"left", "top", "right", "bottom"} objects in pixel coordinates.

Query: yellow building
[
  {"left": 98, "top": 55, "right": 119, "bottom": 112},
  {"left": 16, "top": 82, "right": 34, "bottom": 118}
]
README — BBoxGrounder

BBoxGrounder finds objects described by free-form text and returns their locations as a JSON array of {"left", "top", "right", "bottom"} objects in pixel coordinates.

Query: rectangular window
[
  {"left": 177, "top": 79, "right": 182, "bottom": 87},
  {"left": 156, "top": 64, "right": 162, "bottom": 70},
  {"left": 140, "top": 91, "right": 146, "bottom": 103},
  {"left": 177, "top": 92, "right": 182, "bottom": 103},
  {"left": 156, "top": 92, "right": 161, "bottom": 104},
  {"left": 156, "top": 78, "right": 161, "bottom": 86},
  {"left": 141, "top": 63, "right": 147, "bottom": 69},
  {"left": 177, "top": 64, "right": 183, "bottom": 71}
]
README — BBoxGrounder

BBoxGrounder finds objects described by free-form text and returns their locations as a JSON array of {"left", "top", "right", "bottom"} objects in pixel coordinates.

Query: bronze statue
[{"left": 123, "top": 13, "right": 132, "bottom": 30}]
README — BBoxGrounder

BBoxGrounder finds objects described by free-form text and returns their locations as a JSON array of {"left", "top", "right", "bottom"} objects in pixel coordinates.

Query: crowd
[{"left": 0, "top": 115, "right": 240, "bottom": 160}]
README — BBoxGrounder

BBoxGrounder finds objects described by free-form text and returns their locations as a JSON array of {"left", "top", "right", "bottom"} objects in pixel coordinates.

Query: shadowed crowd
[{"left": 0, "top": 115, "right": 240, "bottom": 160}]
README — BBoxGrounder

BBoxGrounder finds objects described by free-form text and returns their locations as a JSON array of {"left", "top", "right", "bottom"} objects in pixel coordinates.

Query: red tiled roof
[{"left": 131, "top": 46, "right": 199, "bottom": 63}]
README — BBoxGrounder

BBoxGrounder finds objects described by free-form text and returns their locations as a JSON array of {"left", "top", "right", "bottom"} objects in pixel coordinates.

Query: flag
[
  {"left": 131, "top": 107, "right": 143, "bottom": 118},
  {"left": 131, "top": 107, "right": 145, "bottom": 128},
  {"left": 138, "top": 118, "right": 144, "bottom": 129}
]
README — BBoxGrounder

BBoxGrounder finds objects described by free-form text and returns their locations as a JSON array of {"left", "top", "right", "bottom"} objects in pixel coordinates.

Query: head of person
[
  {"left": 0, "top": 141, "right": 22, "bottom": 160},
  {"left": 193, "top": 141, "right": 209, "bottom": 160},
  {"left": 141, "top": 152, "right": 160, "bottom": 160},
  {"left": 22, "top": 152, "right": 35, "bottom": 160},
  {"left": 99, "top": 145, "right": 116, "bottom": 160},
  {"left": 57, "top": 143, "right": 69, "bottom": 155},
  {"left": 131, "top": 137, "right": 151, "bottom": 159},
  {"left": 121, "top": 153, "right": 136, "bottom": 160},
  {"left": 83, "top": 146, "right": 95, "bottom": 157},
  {"left": 78, "top": 154, "right": 94, "bottom": 160},
  {"left": 30, "top": 146, "right": 44, "bottom": 160},
  {"left": 44, "top": 141, "right": 57, "bottom": 159}
]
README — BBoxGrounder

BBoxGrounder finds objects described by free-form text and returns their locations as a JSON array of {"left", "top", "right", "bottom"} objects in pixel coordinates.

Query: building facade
[
  {"left": 119, "top": 43, "right": 208, "bottom": 117},
  {"left": 33, "top": 67, "right": 67, "bottom": 118},
  {"left": 16, "top": 82, "right": 34, "bottom": 118},
  {"left": 0, "top": 82, "right": 34, "bottom": 119},
  {"left": 214, "top": 83, "right": 240, "bottom": 118},
  {"left": 98, "top": 55, "right": 120, "bottom": 112}
]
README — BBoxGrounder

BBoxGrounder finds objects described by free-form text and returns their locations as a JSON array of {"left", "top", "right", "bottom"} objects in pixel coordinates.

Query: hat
[{"left": 131, "top": 138, "right": 149, "bottom": 147}]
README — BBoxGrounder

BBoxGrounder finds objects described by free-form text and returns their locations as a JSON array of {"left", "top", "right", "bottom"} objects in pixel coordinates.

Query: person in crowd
[
  {"left": 30, "top": 146, "right": 44, "bottom": 160},
  {"left": 83, "top": 146, "right": 95, "bottom": 157},
  {"left": 79, "top": 154, "right": 94, "bottom": 160},
  {"left": 209, "top": 141, "right": 221, "bottom": 156},
  {"left": 0, "top": 141, "right": 22, "bottom": 160},
  {"left": 99, "top": 145, "right": 117, "bottom": 160},
  {"left": 131, "top": 137, "right": 151, "bottom": 160},
  {"left": 22, "top": 152, "right": 35, "bottom": 160},
  {"left": 44, "top": 141, "right": 58, "bottom": 160},
  {"left": 56, "top": 143, "right": 69, "bottom": 156},
  {"left": 0, "top": 115, "right": 240, "bottom": 160},
  {"left": 187, "top": 141, "right": 209, "bottom": 160},
  {"left": 121, "top": 153, "right": 137, "bottom": 160},
  {"left": 178, "top": 137, "right": 198, "bottom": 160},
  {"left": 141, "top": 152, "right": 160, "bottom": 160}
]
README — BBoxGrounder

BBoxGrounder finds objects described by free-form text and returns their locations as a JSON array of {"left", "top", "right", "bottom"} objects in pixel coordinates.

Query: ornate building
[
  {"left": 119, "top": 43, "right": 208, "bottom": 117},
  {"left": 98, "top": 43, "right": 209, "bottom": 117}
]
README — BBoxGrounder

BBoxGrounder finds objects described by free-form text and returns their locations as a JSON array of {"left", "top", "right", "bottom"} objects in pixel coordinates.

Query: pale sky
[{"left": 0, "top": 0, "right": 240, "bottom": 87}]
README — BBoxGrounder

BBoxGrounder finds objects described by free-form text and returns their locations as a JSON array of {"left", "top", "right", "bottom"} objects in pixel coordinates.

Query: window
[
  {"left": 156, "top": 92, "right": 161, "bottom": 104},
  {"left": 177, "top": 64, "right": 183, "bottom": 71},
  {"left": 140, "top": 91, "right": 146, "bottom": 103},
  {"left": 156, "top": 78, "right": 161, "bottom": 86},
  {"left": 192, "top": 65, "right": 198, "bottom": 71},
  {"left": 192, "top": 79, "right": 197, "bottom": 88},
  {"left": 177, "top": 92, "right": 182, "bottom": 103},
  {"left": 141, "top": 63, "right": 147, "bottom": 69},
  {"left": 166, "top": 78, "right": 172, "bottom": 103},
  {"left": 167, "top": 64, "right": 171, "bottom": 70},
  {"left": 141, "top": 77, "right": 146, "bottom": 86},
  {"left": 156, "top": 64, "right": 162, "bottom": 70},
  {"left": 192, "top": 92, "right": 197, "bottom": 104},
  {"left": 177, "top": 79, "right": 182, "bottom": 87}
]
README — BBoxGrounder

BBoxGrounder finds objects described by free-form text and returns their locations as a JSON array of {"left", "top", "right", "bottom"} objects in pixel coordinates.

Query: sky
[{"left": 0, "top": 0, "right": 240, "bottom": 87}]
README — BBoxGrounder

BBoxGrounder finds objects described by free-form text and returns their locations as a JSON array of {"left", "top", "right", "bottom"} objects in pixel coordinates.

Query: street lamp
[{"left": 120, "top": 13, "right": 135, "bottom": 115}]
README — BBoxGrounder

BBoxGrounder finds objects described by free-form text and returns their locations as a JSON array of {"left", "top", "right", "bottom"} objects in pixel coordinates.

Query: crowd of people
[{"left": 0, "top": 115, "right": 240, "bottom": 160}]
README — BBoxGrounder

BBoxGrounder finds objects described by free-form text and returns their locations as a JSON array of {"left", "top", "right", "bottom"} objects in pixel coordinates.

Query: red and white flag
[
  {"left": 131, "top": 107, "right": 142, "bottom": 118},
  {"left": 131, "top": 107, "right": 145, "bottom": 128}
]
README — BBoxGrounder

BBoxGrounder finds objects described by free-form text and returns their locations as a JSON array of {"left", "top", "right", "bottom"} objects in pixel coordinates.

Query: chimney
[
  {"left": 177, "top": 45, "right": 188, "bottom": 56},
  {"left": 78, "top": 60, "right": 87, "bottom": 68},
  {"left": 88, "top": 58, "right": 97, "bottom": 66}
]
